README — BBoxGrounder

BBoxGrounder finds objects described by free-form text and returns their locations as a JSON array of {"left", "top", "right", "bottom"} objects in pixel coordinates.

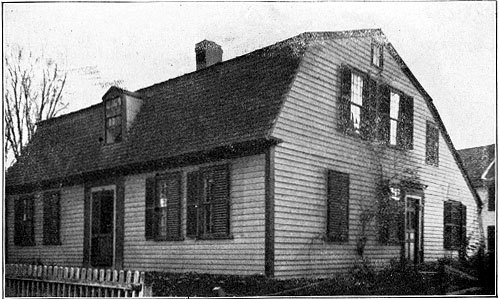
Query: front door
[
  {"left": 91, "top": 189, "right": 114, "bottom": 267},
  {"left": 405, "top": 195, "right": 423, "bottom": 263}
]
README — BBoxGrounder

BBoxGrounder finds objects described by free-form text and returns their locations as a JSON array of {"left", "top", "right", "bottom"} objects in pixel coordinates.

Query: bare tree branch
[{"left": 4, "top": 46, "right": 68, "bottom": 164}]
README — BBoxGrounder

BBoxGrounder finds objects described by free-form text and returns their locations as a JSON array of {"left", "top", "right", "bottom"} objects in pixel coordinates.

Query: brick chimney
[{"left": 195, "top": 40, "right": 223, "bottom": 70}]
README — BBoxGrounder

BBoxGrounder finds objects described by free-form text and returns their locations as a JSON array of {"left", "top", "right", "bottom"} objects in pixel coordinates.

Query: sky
[{"left": 3, "top": 1, "right": 496, "bottom": 150}]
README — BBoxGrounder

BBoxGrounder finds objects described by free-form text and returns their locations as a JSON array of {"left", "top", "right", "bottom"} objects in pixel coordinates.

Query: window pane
[
  {"left": 373, "top": 45, "right": 381, "bottom": 66},
  {"left": 351, "top": 105, "right": 361, "bottom": 133},
  {"left": 390, "top": 120, "right": 398, "bottom": 145},
  {"left": 350, "top": 73, "right": 363, "bottom": 105},
  {"left": 390, "top": 92, "right": 400, "bottom": 120}
]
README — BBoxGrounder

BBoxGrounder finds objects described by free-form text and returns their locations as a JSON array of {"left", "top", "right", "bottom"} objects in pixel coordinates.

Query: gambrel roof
[{"left": 5, "top": 29, "right": 481, "bottom": 207}]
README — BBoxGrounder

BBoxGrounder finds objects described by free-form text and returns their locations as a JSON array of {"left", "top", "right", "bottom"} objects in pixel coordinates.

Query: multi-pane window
[
  {"left": 43, "top": 191, "right": 61, "bottom": 245},
  {"left": 326, "top": 170, "right": 349, "bottom": 242},
  {"left": 14, "top": 195, "right": 35, "bottom": 246},
  {"left": 426, "top": 122, "right": 439, "bottom": 166},
  {"left": 338, "top": 65, "right": 413, "bottom": 149},
  {"left": 145, "top": 172, "right": 182, "bottom": 241},
  {"left": 371, "top": 42, "right": 383, "bottom": 69},
  {"left": 389, "top": 91, "right": 401, "bottom": 146},
  {"left": 105, "top": 96, "right": 123, "bottom": 144},
  {"left": 444, "top": 200, "right": 466, "bottom": 250},
  {"left": 187, "top": 163, "right": 231, "bottom": 239},
  {"left": 350, "top": 73, "right": 364, "bottom": 134}
]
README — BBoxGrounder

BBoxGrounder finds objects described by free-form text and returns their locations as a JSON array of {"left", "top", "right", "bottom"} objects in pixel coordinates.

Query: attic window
[
  {"left": 105, "top": 96, "right": 123, "bottom": 144},
  {"left": 371, "top": 42, "right": 384, "bottom": 69}
]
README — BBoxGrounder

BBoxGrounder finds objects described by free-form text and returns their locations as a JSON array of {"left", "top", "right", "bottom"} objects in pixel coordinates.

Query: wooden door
[
  {"left": 405, "top": 196, "right": 422, "bottom": 263},
  {"left": 91, "top": 190, "right": 114, "bottom": 267}
]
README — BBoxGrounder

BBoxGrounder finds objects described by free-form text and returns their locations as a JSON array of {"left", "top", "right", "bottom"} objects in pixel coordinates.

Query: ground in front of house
[{"left": 146, "top": 256, "right": 495, "bottom": 296}]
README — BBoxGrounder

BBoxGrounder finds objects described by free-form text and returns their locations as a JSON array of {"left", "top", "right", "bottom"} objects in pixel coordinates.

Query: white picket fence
[{"left": 5, "top": 264, "right": 151, "bottom": 297}]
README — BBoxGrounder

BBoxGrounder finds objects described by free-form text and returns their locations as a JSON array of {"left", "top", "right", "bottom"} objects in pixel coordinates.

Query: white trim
[{"left": 481, "top": 159, "right": 495, "bottom": 181}]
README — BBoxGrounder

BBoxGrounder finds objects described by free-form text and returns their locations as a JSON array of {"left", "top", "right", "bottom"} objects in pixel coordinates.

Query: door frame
[
  {"left": 404, "top": 193, "right": 424, "bottom": 264},
  {"left": 90, "top": 185, "right": 116, "bottom": 268}
]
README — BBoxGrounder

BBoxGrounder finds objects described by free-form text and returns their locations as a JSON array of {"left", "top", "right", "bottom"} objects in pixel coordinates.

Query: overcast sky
[{"left": 3, "top": 2, "right": 496, "bottom": 150}]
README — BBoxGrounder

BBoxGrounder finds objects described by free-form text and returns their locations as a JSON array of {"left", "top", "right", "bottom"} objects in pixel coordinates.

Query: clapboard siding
[
  {"left": 271, "top": 37, "right": 479, "bottom": 278},
  {"left": 6, "top": 186, "right": 84, "bottom": 266},
  {"left": 122, "top": 154, "right": 266, "bottom": 275}
]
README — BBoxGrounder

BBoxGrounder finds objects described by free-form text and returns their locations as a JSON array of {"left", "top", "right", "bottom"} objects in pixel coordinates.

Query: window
[
  {"left": 14, "top": 195, "right": 35, "bottom": 246},
  {"left": 145, "top": 172, "right": 182, "bottom": 241},
  {"left": 186, "top": 163, "right": 231, "bottom": 239},
  {"left": 43, "top": 191, "right": 61, "bottom": 245},
  {"left": 371, "top": 42, "right": 384, "bottom": 69},
  {"left": 488, "top": 184, "right": 495, "bottom": 211},
  {"left": 105, "top": 96, "right": 123, "bottom": 144},
  {"left": 426, "top": 122, "right": 439, "bottom": 166},
  {"left": 487, "top": 225, "right": 495, "bottom": 254},
  {"left": 444, "top": 200, "right": 466, "bottom": 250},
  {"left": 338, "top": 65, "right": 413, "bottom": 148},
  {"left": 326, "top": 170, "right": 349, "bottom": 242}
]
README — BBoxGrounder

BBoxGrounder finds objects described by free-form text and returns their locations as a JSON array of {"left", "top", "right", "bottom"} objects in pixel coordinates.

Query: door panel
[{"left": 91, "top": 190, "right": 114, "bottom": 267}]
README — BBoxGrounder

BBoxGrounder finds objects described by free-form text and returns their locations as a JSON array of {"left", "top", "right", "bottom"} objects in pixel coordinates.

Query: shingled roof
[{"left": 458, "top": 144, "right": 496, "bottom": 187}]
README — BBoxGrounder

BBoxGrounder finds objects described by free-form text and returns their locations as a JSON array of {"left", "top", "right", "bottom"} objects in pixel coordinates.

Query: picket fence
[{"left": 5, "top": 264, "right": 152, "bottom": 297}]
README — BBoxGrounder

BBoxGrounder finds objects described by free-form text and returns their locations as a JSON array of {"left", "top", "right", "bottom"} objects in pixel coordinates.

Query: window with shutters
[
  {"left": 326, "top": 170, "right": 349, "bottom": 242},
  {"left": 145, "top": 172, "right": 182, "bottom": 241},
  {"left": 186, "top": 163, "right": 231, "bottom": 239},
  {"left": 426, "top": 122, "right": 439, "bottom": 166},
  {"left": 43, "top": 191, "right": 61, "bottom": 245},
  {"left": 105, "top": 96, "right": 123, "bottom": 144},
  {"left": 371, "top": 42, "right": 384, "bottom": 69},
  {"left": 338, "top": 65, "right": 413, "bottom": 149},
  {"left": 488, "top": 184, "right": 495, "bottom": 211},
  {"left": 14, "top": 195, "right": 35, "bottom": 246},
  {"left": 443, "top": 200, "right": 466, "bottom": 250}
]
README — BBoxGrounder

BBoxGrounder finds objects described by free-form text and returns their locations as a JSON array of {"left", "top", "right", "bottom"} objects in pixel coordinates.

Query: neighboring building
[
  {"left": 459, "top": 144, "right": 496, "bottom": 254},
  {"left": 5, "top": 29, "right": 482, "bottom": 278}
]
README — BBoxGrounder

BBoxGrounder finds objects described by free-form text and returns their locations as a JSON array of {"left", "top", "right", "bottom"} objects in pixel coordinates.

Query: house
[
  {"left": 5, "top": 29, "right": 482, "bottom": 278},
  {"left": 458, "top": 144, "right": 496, "bottom": 254}
]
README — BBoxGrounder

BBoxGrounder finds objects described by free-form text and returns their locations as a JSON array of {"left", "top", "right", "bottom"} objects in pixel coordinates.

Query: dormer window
[
  {"left": 105, "top": 96, "right": 123, "bottom": 144},
  {"left": 371, "top": 42, "right": 384, "bottom": 69}
]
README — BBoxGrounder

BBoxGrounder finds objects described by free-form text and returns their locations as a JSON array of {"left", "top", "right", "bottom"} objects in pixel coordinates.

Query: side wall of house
[
  {"left": 6, "top": 154, "right": 266, "bottom": 275},
  {"left": 6, "top": 185, "right": 85, "bottom": 266},
  {"left": 123, "top": 154, "right": 266, "bottom": 275},
  {"left": 271, "top": 37, "right": 480, "bottom": 278}
]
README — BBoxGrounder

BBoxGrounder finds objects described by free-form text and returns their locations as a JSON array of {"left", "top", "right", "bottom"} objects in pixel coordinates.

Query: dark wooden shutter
[
  {"left": 398, "top": 95, "right": 414, "bottom": 149},
  {"left": 488, "top": 184, "right": 495, "bottom": 211},
  {"left": 379, "top": 46, "right": 384, "bottom": 69},
  {"left": 14, "top": 197, "right": 23, "bottom": 246},
  {"left": 338, "top": 65, "right": 352, "bottom": 133},
  {"left": 361, "top": 77, "right": 377, "bottom": 139},
  {"left": 327, "top": 170, "right": 349, "bottom": 242},
  {"left": 487, "top": 226, "right": 495, "bottom": 253},
  {"left": 460, "top": 204, "right": 467, "bottom": 249},
  {"left": 166, "top": 173, "right": 182, "bottom": 239},
  {"left": 377, "top": 84, "right": 391, "bottom": 144},
  {"left": 145, "top": 177, "right": 156, "bottom": 240},
  {"left": 43, "top": 191, "right": 61, "bottom": 245},
  {"left": 426, "top": 123, "right": 439, "bottom": 166},
  {"left": 208, "top": 164, "right": 231, "bottom": 236},
  {"left": 443, "top": 201, "right": 452, "bottom": 249},
  {"left": 187, "top": 171, "right": 201, "bottom": 237}
]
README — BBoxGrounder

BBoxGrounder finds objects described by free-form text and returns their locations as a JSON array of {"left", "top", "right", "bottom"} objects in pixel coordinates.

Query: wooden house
[
  {"left": 459, "top": 144, "right": 496, "bottom": 254},
  {"left": 5, "top": 29, "right": 482, "bottom": 278}
]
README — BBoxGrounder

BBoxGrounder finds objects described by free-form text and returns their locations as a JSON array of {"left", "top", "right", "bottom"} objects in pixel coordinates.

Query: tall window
[
  {"left": 326, "top": 170, "right": 349, "bottom": 242},
  {"left": 444, "top": 200, "right": 466, "bottom": 250},
  {"left": 350, "top": 73, "right": 364, "bottom": 134},
  {"left": 105, "top": 96, "right": 123, "bottom": 144},
  {"left": 14, "top": 195, "right": 35, "bottom": 246},
  {"left": 426, "top": 122, "right": 439, "bottom": 166},
  {"left": 43, "top": 191, "right": 61, "bottom": 245},
  {"left": 371, "top": 42, "right": 384, "bottom": 69},
  {"left": 186, "top": 163, "right": 231, "bottom": 239},
  {"left": 389, "top": 91, "right": 401, "bottom": 146},
  {"left": 145, "top": 172, "right": 182, "bottom": 241}
]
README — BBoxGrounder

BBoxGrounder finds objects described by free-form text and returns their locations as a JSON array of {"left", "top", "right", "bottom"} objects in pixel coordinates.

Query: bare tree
[{"left": 4, "top": 46, "right": 67, "bottom": 164}]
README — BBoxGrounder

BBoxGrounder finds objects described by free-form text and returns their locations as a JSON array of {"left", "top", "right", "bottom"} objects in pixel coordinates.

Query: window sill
[
  {"left": 194, "top": 233, "right": 234, "bottom": 240},
  {"left": 151, "top": 236, "right": 185, "bottom": 242}
]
